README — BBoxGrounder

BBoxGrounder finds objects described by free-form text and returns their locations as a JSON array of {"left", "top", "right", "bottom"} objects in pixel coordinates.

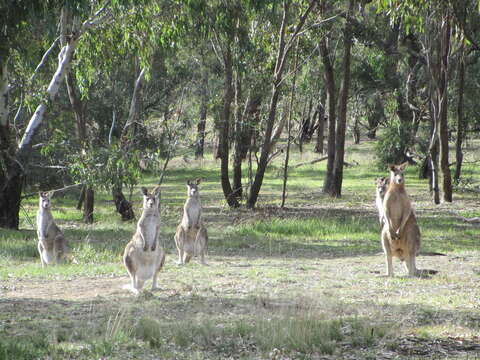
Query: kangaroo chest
[
  {"left": 385, "top": 191, "right": 409, "bottom": 223},
  {"left": 184, "top": 198, "right": 201, "bottom": 225},
  {"left": 141, "top": 214, "right": 159, "bottom": 242},
  {"left": 37, "top": 210, "right": 53, "bottom": 237}
]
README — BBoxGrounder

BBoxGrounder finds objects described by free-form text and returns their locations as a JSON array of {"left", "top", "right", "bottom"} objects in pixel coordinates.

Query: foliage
[
  {"left": 375, "top": 118, "right": 413, "bottom": 169},
  {"left": 67, "top": 143, "right": 141, "bottom": 192}
]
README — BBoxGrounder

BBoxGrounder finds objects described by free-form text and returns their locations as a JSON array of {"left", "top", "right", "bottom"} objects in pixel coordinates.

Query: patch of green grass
[{"left": 0, "top": 332, "right": 51, "bottom": 360}]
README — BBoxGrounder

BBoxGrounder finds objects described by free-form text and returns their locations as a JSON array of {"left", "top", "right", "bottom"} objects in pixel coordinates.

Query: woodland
[{"left": 0, "top": 0, "right": 479, "bottom": 359}]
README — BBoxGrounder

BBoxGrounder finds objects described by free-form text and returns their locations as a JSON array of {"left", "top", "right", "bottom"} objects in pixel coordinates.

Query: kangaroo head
[
  {"left": 388, "top": 162, "right": 408, "bottom": 185},
  {"left": 39, "top": 192, "right": 52, "bottom": 209},
  {"left": 375, "top": 177, "right": 389, "bottom": 197},
  {"left": 141, "top": 187, "right": 160, "bottom": 210},
  {"left": 186, "top": 178, "right": 201, "bottom": 197}
]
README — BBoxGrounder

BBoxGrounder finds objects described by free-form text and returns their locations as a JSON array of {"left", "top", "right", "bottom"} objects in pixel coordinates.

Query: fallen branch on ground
[
  {"left": 293, "top": 156, "right": 328, "bottom": 168},
  {"left": 460, "top": 216, "right": 480, "bottom": 224}
]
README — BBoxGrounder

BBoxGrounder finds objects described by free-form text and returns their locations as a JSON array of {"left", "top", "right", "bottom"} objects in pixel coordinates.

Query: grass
[{"left": 0, "top": 139, "right": 479, "bottom": 359}]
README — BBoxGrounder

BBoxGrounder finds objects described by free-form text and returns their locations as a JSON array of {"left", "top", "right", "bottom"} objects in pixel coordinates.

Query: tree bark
[
  {"left": 328, "top": 0, "right": 354, "bottom": 198},
  {"left": 319, "top": 28, "right": 337, "bottom": 194},
  {"left": 195, "top": 49, "right": 208, "bottom": 159},
  {"left": 429, "top": 91, "right": 441, "bottom": 204},
  {"left": 112, "top": 187, "right": 134, "bottom": 221},
  {"left": 83, "top": 186, "right": 94, "bottom": 224},
  {"left": 219, "top": 43, "right": 240, "bottom": 207},
  {"left": 438, "top": 14, "right": 452, "bottom": 202},
  {"left": 314, "top": 92, "right": 326, "bottom": 153},
  {"left": 454, "top": 43, "right": 465, "bottom": 183},
  {"left": 281, "top": 39, "right": 300, "bottom": 208}
]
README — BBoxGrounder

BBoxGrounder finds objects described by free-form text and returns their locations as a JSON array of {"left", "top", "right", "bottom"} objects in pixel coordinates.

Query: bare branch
[{"left": 30, "top": 37, "right": 60, "bottom": 83}]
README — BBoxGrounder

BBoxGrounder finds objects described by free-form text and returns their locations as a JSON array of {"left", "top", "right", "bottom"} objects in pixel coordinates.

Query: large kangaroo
[
  {"left": 174, "top": 179, "right": 208, "bottom": 265},
  {"left": 123, "top": 187, "right": 165, "bottom": 294},
  {"left": 36, "top": 192, "right": 67, "bottom": 267},
  {"left": 381, "top": 163, "right": 421, "bottom": 277}
]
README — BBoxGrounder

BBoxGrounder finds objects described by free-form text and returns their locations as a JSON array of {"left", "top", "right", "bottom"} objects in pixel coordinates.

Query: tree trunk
[
  {"left": 61, "top": 7, "right": 87, "bottom": 143},
  {"left": 439, "top": 14, "right": 452, "bottom": 202},
  {"left": 352, "top": 112, "right": 360, "bottom": 144},
  {"left": 83, "top": 186, "right": 94, "bottom": 224},
  {"left": 319, "top": 31, "right": 337, "bottom": 193},
  {"left": 219, "top": 43, "right": 240, "bottom": 207},
  {"left": 0, "top": 6, "right": 108, "bottom": 230},
  {"left": 77, "top": 184, "right": 86, "bottom": 210},
  {"left": 328, "top": 0, "right": 354, "bottom": 198},
  {"left": 246, "top": 0, "right": 316, "bottom": 208},
  {"left": 195, "top": 49, "right": 208, "bottom": 159},
  {"left": 281, "top": 39, "right": 300, "bottom": 208},
  {"left": 429, "top": 91, "right": 441, "bottom": 204},
  {"left": 112, "top": 187, "right": 134, "bottom": 221},
  {"left": 366, "top": 93, "right": 384, "bottom": 139},
  {"left": 454, "top": 43, "right": 465, "bottom": 183},
  {"left": 232, "top": 69, "right": 244, "bottom": 198},
  {"left": 314, "top": 92, "right": 326, "bottom": 153}
]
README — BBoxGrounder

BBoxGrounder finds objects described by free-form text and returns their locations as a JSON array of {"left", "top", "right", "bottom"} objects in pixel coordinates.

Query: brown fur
[
  {"left": 122, "top": 187, "right": 165, "bottom": 294},
  {"left": 174, "top": 179, "right": 208, "bottom": 265},
  {"left": 381, "top": 163, "right": 421, "bottom": 277}
]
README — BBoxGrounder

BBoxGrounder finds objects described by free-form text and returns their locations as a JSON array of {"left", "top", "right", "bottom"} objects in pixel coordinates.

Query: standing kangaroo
[
  {"left": 381, "top": 163, "right": 421, "bottom": 277},
  {"left": 174, "top": 179, "right": 208, "bottom": 265},
  {"left": 375, "top": 177, "right": 389, "bottom": 227},
  {"left": 36, "top": 192, "right": 67, "bottom": 267},
  {"left": 123, "top": 187, "right": 165, "bottom": 294}
]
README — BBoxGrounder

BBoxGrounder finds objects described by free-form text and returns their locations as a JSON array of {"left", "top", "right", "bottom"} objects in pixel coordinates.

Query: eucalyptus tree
[
  {"left": 0, "top": 0, "right": 110, "bottom": 229},
  {"left": 374, "top": 0, "right": 480, "bottom": 203},
  {"left": 69, "top": 0, "right": 182, "bottom": 220},
  {"left": 316, "top": 0, "right": 356, "bottom": 197},
  {"left": 246, "top": 0, "right": 317, "bottom": 208},
  {"left": 182, "top": 0, "right": 255, "bottom": 207}
]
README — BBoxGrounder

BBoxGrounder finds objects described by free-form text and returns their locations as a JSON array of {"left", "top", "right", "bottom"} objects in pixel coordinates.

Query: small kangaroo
[
  {"left": 375, "top": 177, "right": 389, "bottom": 227},
  {"left": 123, "top": 187, "right": 165, "bottom": 294},
  {"left": 36, "top": 192, "right": 67, "bottom": 267},
  {"left": 174, "top": 179, "right": 208, "bottom": 265},
  {"left": 381, "top": 163, "right": 421, "bottom": 277}
]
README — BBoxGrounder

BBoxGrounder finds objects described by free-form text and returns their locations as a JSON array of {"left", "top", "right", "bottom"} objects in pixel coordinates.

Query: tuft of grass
[
  {"left": 0, "top": 333, "right": 51, "bottom": 360},
  {"left": 253, "top": 313, "right": 385, "bottom": 355}
]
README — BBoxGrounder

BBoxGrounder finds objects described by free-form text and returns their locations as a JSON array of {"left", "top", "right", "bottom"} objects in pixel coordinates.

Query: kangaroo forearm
[{"left": 398, "top": 209, "right": 412, "bottom": 234}]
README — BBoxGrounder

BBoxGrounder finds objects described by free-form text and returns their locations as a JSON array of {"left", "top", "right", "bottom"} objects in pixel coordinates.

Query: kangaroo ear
[
  {"left": 141, "top": 187, "right": 148, "bottom": 196},
  {"left": 388, "top": 164, "right": 396, "bottom": 171},
  {"left": 196, "top": 178, "right": 201, "bottom": 185},
  {"left": 187, "top": 179, "right": 191, "bottom": 185},
  {"left": 399, "top": 162, "right": 408, "bottom": 171},
  {"left": 153, "top": 186, "right": 161, "bottom": 197}
]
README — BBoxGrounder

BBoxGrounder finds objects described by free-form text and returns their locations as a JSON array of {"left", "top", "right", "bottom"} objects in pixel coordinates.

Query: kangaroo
[
  {"left": 375, "top": 177, "right": 389, "bottom": 227},
  {"left": 174, "top": 179, "right": 208, "bottom": 265},
  {"left": 36, "top": 192, "right": 67, "bottom": 267},
  {"left": 123, "top": 187, "right": 165, "bottom": 294},
  {"left": 381, "top": 163, "right": 421, "bottom": 277}
]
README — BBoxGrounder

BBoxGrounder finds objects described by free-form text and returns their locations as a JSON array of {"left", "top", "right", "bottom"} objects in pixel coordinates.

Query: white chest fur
[
  {"left": 182, "top": 197, "right": 201, "bottom": 228},
  {"left": 37, "top": 209, "right": 52, "bottom": 239}
]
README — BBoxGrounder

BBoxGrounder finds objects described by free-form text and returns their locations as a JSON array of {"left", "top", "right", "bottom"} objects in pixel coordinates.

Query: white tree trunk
[
  {"left": 122, "top": 67, "right": 146, "bottom": 136},
  {"left": 16, "top": 5, "right": 110, "bottom": 157}
]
